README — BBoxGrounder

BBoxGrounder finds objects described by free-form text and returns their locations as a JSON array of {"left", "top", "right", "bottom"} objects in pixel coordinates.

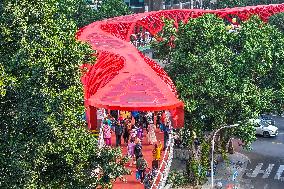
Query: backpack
[
  {"left": 137, "top": 157, "right": 147, "bottom": 170},
  {"left": 134, "top": 144, "right": 142, "bottom": 156}
]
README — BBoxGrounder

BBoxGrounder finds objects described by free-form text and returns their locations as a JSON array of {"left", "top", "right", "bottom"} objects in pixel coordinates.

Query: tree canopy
[
  {"left": 95, "top": 0, "right": 132, "bottom": 21},
  {"left": 152, "top": 12, "right": 284, "bottom": 151},
  {"left": 269, "top": 12, "right": 284, "bottom": 33},
  {"left": 0, "top": 0, "right": 130, "bottom": 188}
]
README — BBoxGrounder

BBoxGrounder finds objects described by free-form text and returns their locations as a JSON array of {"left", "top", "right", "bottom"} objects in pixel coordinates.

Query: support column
[
  {"left": 170, "top": 105, "right": 184, "bottom": 128},
  {"left": 87, "top": 106, "right": 97, "bottom": 130}
]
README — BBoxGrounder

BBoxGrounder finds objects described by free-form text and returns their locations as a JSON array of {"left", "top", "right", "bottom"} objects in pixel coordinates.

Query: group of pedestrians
[{"left": 101, "top": 110, "right": 171, "bottom": 188}]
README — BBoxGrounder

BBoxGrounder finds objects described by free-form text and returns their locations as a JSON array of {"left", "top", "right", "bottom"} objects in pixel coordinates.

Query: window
[{"left": 124, "top": 0, "right": 144, "bottom": 7}]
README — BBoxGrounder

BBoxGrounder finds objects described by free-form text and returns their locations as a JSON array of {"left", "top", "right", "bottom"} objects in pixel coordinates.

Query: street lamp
[{"left": 210, "top": 124, "right": 239, "bottom": 189}]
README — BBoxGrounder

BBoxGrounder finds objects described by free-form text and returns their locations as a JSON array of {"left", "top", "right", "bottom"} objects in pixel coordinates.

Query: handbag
[{"left": 136, "top": 170, "right": 141, "bottom": 180}]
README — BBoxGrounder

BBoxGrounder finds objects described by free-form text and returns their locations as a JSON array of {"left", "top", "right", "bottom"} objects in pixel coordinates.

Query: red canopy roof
[
  {"left": 77, "top": 20, "right": 183, "bottom": 111},
  {"left": 87, "top": 71, "right": 183, "bottom": 111},
  {"left": 76, "top": 3, "right": 284, "bottom": 129}
]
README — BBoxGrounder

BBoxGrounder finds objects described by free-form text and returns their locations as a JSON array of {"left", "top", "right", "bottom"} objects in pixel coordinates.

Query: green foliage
[
  {"left": 269, "top": 12, "right": 284, "bottom": 33},
  {"left": 0, "top": 0, "right": 130, "bottom": 188},
  {"left": 217, "top": 0, "right": 247, "bottom": 8},
  {"left": 185, "top": 140, "right": 210, "bottom": 185},
  {"left": 0, "top": 64, "right": 10, "bottom": 97},
  {"left": 187, "top": 158, "right": 201, "bottom": 185},
  {"left": 167, "top": 170, "right": 189, "bottom": 187},
  {"left": 152, "top": 14, "right": 284, "bottom": 183},
  {"left": 179, "top": 127, "right": 193, "bottom": 147},
  {"left": 96, "top": 0, "right": 132, "bottom": 21},
  {"left": 199, "top": 141, "right": 210, "bottom": 179}
]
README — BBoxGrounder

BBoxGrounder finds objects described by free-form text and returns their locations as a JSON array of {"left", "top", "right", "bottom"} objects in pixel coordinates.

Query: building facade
[{"left": 124, "top": 0, "right": 204, "bottom": 13}]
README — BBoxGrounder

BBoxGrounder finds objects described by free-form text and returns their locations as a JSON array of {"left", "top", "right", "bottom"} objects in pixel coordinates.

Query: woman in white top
[{"left": 147, "top": 121, "right": 157, "bottom": 145}]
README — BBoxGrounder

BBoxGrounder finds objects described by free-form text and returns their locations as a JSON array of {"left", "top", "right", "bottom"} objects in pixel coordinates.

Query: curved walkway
[
  {"left": 76, "top": 4, "right": 284, "bottom": 108},
  {"left": 111, "top": 129, "right": 164, "bottom": 189},
  {"left": 76, "top": 4, "right": 284, "bottom": 188}
]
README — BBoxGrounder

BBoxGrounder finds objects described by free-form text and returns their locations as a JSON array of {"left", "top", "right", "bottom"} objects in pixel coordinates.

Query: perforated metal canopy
[{"left": 76, "top": 3, "right": 284, "bottom": 129}]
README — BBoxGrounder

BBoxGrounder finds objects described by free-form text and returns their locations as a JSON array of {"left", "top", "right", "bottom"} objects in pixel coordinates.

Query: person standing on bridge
[
  {"left": 127, "top": 139, "right": 136, "bottom": 166},
  {"left": 115, "top": 122, "right": 123, "bottom": 147},
  {"left": 123, "top": 120, "right": 131, "bottom": 144},
  {"left": 134, "top": 139, "right": 143, "bottom": 162},
  {"left": 147, "top": 121, "right": 157, "bottom": 145},
  {"left": 159, "top": 110, "right": 166, "bottom": 133},
  {"left": 163, "top": 121, "right": 170, "bottom": 151},
  {"left": 136, "top": 154, "right": 149, "bottom": 183},
  {"left": 152, "top": 141, "right": 163, "bottom": 161},
  {"left": 103, "top": 121, "right": 112, "bottom": 146}
]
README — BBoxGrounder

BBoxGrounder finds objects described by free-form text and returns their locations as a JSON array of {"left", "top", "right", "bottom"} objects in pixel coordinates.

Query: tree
[
  {"left": 95, "top": 0, "right": 132, "bottom": 21},
  {"left": 152, "top": 14, "right": 284, "bottom": 183},
  {"left": 269, "top": 12, "right": 284, "bottom": 33},
  {"left": 0, "top": 0, "right": 130, "bottom": 188},
  {"left": 55, "top": 0, "right": 132, "bottom": 28},
  {"left": 0, "top": 64, "right": 11, "bottom": 97}
]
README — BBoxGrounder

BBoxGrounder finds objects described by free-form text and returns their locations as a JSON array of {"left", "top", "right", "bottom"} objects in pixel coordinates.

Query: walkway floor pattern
[{"left": 111, "top": 128, "right": 164, "bottom": 189}]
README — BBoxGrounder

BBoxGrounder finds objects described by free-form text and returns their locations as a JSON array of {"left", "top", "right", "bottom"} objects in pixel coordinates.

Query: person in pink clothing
[
  {"left": 147, "top": 122, "right": 157, "bottom": 145},
  {"left": 127, "top": 139, "right": 136, "bottom": 166},
  {"left": 103, "top": 122, "right": 112, "bottom": 146}
]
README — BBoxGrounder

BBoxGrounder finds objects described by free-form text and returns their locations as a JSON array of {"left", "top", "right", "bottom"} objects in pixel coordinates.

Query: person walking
[
  {"left": 132, "top": 111, "right": 139, "bottom": 123},
  {"left": 130, "top": 125, "right": 137, "bottom": 141},
  {"left": 115, "top": 122, "right": 123, "bottom": 147},
  {"left": 136, "top": 154, "right": 149, "bottom": 183},
  {"left": 163, "top": 122, "right": 170, "bottom": 151},
  {"left": 152, "top": 141, "right": 163, "bottom": 161},
  {"left": 159, "top": 111, "right": 166, "bottom": 132},
  {"left": 123, "top": 120, "right": 130, "bottom": 144},
  {"left": 147, "top": 121, "right": 157, "bottom": 145},
  {"left": 103, "top": 122, "right": 112, "bottom": 146},
  {"left": 137, "top": 124, "right": 143, "bottom": 141},
  {"left": 127, "top": 139, "right": 136, "bottom": 166},
  {"left": 134, "top": 139, "right": 143, "bottom": 162}
]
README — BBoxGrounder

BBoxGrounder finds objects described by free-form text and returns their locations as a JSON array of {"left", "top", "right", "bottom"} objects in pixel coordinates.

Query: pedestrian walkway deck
[{"left": 111, "top": 128, "right": 165, "bottom": 189}]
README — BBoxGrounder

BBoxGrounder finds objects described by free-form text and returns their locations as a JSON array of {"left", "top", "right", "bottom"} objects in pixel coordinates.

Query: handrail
[
  {"left": 151, "top": 111, "right": 174, "bottom": 189},
  {"left": 98, "top": 108, "right": 106, "bottom": 148},
  {"left": 98, "top": 120, "right": 104, "bottom": 148},
  {"left": 151, "top": 133, "right": 174, "bottom": 189}
]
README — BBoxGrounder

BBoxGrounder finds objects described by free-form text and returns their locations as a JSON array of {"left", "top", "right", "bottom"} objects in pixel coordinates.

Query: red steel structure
[{"left": 76, "top": 4, "right": 284, "bottom": 131}]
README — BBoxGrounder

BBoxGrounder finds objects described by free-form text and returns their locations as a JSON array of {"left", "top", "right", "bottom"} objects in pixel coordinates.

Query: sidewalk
[{"left": 202, "top": 152, "right": 253, "bottom": 189}]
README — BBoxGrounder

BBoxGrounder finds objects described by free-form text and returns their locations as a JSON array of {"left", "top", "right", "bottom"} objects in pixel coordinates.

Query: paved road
[
  {"left": 248, "top": 115, "right": 284, "bottom": 157},
  {"left": 240, "top": 115, "right": 284, "bottom": 189}
]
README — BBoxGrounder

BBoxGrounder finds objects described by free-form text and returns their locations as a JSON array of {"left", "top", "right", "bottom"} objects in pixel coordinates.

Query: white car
[{"left": 252, "top": 119, "right": 278, "bottom": 137}]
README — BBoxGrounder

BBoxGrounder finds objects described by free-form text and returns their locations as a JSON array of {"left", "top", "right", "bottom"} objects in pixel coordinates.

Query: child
[
  {"left": 152, "top": 141, "right": 163, "bottom": 161},
  {"left": 127, "top": 139, "right": 136, "bottom": 166},
  {"left": 136, "top": 154, "right": 148, "bottom": 183},
  {"left": 103, "top": 122, "right": 112, "bottom": 146}
]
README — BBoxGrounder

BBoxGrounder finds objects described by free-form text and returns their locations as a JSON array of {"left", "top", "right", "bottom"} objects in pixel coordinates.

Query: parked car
[{"left": 251, "top": 119, "right": 278, "bottom": 137}]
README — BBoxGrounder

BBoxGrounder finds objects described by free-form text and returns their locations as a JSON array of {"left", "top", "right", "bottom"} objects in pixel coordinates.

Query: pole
[
  {"left": 211, "top": 134, "right": 215, "bottom": 189},
  {"left": 145, "top": 5, "right": 149, "bottom": 12},
  {"left": 210, "top": 124, "right": 239, "bottom": 189}
]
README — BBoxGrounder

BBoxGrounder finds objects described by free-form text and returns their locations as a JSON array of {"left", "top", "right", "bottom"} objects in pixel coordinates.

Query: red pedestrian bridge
[{"left": 76, "top": 4, "right": 284, "bottom": 189}]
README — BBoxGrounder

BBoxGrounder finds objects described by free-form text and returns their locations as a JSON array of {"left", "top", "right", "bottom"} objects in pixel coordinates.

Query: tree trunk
[{"left": 228, "top": 139, "right": 234, "bottom": 154}]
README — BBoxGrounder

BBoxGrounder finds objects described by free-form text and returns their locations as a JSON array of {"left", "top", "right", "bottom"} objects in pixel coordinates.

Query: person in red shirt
[{"left": 159, "top": 110, "right": 166, "bottom": 132}]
